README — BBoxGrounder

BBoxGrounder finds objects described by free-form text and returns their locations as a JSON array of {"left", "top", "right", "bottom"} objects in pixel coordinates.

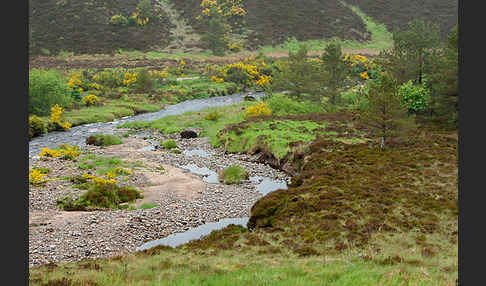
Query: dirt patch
[{"left": 134, "top": 166, "right": 206, "bottom": 207}]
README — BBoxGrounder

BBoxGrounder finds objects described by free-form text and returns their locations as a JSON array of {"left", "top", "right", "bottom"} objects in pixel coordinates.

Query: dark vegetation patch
[
  {"left": 29, "top": 0, "right": 172, "bottom": 55},
  {"left": 247, "top": 129, "right": 457, "bottom": 252},
  {"left": 218, "top": 165, "right": 249, "bottom": 185},
  {"left": 343, "top": 0, "right": 458, "bottom": 39}
]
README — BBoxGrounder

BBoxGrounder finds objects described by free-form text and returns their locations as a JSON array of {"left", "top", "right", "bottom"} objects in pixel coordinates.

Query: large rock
[{"left": 180, "top": 130, "right": 198, "bottom": 139}]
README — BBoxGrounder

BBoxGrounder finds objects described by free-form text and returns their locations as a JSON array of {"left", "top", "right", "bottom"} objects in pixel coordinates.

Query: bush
[
  {"left": 86, "top": 134, "right": 123, "bottom": 146},
  {"left": 160, "top": 139, "right": 177, "bottom": 149},
  {"left": 29, "top": 69, "right": 72, "bottom": 116},
  {"left": 204, "top": 111, "right": 221, "bottom": 121},
  {"left": 219, "top": 165, "right": 248, "bottom": 185},
  {"left": 397, "top": 80, "right": 430, "bottom": 114},
  {"left": 245, "top": 102, "right": 272, "bottom": 118},
  {"left": 38, "top": 144, "right": 81, "bottom": 161},
  {"left": 134, "top": 69, "right": 154, "bottom": 92},
  {"left": 109, "top": 14, "right": 128, "bottom": 26},
  {"left": 29, "top": 115, "right": 47, "bottom": 139},
  {"left": 82, "top": 94, "right": 99, "bottom": 106},
  {"left": 266, "top": 94, "right": 321, "bottom": 115},
  {"left": 93, "top": 70, "right": 124, "bottom": 88}
]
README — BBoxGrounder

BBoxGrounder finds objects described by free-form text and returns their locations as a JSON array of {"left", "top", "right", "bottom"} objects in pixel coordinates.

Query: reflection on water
[{"left": 250, "top": 176, "right": 288, "bottom": 195}]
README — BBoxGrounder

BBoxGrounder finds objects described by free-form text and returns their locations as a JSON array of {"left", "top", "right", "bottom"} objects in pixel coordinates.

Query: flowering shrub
[
  {"left": 39, "top": 144, "right": 81, "bottom": 160},
  {"left": 211, "top": 75, "right": 224, "bottom": 83},
  {"left": 245, "top": 102, "right": 272, "bottom": 118},
  {"left": 175, "top": 60, "right": 186, "bottom": 77},
  {"left": 82, "top": 94, "right": 99, "bottom": 106},
  {"left": 123, "top": 72, "right": 138, "bottom": 87},
  {"left": 204, "top": 111, "right": 221, "bottom": 121},
  {"left": 29, "top": 169, "right": 49, "bottom": 185},
  {"left": 49, "top": 104, "right": 72, "bottom": 131},
  {"left": 93, "top": 70, "right": 124, "bottom": 88},
  {"left": 360, "top": 71, "right": 369, "bottom": 80},
  {"left": 255, "top": 74, "right": 271, "bottom": 88},
  {"left": 149, "top": 67, "right": 168, "bottom": 81},
  {"left": 114, "top": 167, "right": 132, "bottom": 175}
]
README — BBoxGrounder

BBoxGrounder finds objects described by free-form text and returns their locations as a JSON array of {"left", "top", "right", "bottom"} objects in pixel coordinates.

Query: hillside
[
  {"left": 343, "top": 0, "right": 458, "bottom": 38},
  {"left": 28, "top": 0, "right": 173, "bottom": 56}
]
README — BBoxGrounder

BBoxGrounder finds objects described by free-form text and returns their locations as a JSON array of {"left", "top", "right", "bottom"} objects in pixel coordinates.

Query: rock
[
  {"left": 244, "top": 95, "right": 256, "bottom": 101},
  {"left": 180, "top": 130, "right": 198, "bottom": 139}
]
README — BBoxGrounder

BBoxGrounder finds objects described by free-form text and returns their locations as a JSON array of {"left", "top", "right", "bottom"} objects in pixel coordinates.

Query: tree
[
  {"left": 321, "top": 42, "right": 348, "bottom": 104},
  {"left": 201, "top": 15, "right": 228, "bottom": 56},
  {"left": 271, "top": 45, "right": 326, "bottom": 102},
  {"left": 377, "top": 19, "right": 441, "bottom": 85},
  {"left": 360, "top": 72, "right": 416, "bottom": 149}
]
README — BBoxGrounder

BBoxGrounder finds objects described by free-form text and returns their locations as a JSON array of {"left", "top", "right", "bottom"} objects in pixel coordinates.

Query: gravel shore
[{"left": 29, "top": 129, "right": 289, "bottom": 267}]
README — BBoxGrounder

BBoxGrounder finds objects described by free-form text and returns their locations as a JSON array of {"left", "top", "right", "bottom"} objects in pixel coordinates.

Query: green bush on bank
[{"left": 29, "top": 69, "right": 72, "bottom": 116}]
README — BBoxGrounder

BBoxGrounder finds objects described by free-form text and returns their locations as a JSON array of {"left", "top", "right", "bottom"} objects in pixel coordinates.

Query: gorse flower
[
  {"left": 49, "top": 104, "right": 72, "bottom": 131},
  {"left": 39, "top": 145, "right": 80, "bottom": 160},
  {"left": 29, "top": 169, "right": 49, "bottom": 185},
  {"left": 245, "top": 102, "right": 272, "bottom": 118},
  {"left": 123, "top": 72, "right": 138, "bottom": 87},
  {"left": 82, "top": 94, "right": 99, "bottom": 106}
]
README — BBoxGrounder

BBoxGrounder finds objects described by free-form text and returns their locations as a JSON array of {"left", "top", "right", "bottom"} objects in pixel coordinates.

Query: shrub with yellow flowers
[
  {"left": 211, "top": 75, "right": 224, "bottom": 83},
  {"left": 82, "top": 94, "right": 99, "bottom": 106},
  {"left": 245, "top": 102, "right": 272, "bottom": 118},
  {"left": 175, "top": 60, "right": 186, "bottom": 77},
  {"left": 39, "top": 144, "right": 81, "bottom": 161},
  {"left": 49, "top": 104, "right": 72, "bottom": 131},
  {"left": 123, "top": 72, "right": 138, "bottom": 87},
  {"left": 29, "top": 169, "right": 50, "bottom": 185}
]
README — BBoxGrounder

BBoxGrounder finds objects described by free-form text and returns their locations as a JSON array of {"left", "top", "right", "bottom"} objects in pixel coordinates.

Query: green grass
[
  {"left": 160, "top": 139, "right": 178, "bottom": 149},
  {"left": 86, "top": 134, "right": 123, "bottom": 146},
  {"left": 77, "top": 154, "right": 138, "bottom": 176},
  {"left": 219, "top": 119, "right": 327, "bottom": 160},
  {"left": 119, "top": 102, "right": 253, "bottom": 146},
  {"left": 219, "top": 165, "right": 248, "bottom": 185},
  {"left": 138, "top": 203, "right": 158, "bottom": 210}
]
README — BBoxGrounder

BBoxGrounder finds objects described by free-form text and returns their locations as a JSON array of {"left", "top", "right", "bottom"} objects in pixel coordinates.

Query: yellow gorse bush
[
  {"left": 29, "top": 169, "right": 49, "bottom": 185},
  {"left": 123, "top": 72, "right": 138, "bottom": 87},
  {"left": 82, "top": 94, "right": 99, "bottom": 106},
  {"left": 256, "top": 74, "right": 271, "bottom": 87},
  {"left": 49, "top": 104, "right": 72, "bottom": 131},
  {"left": 82, "top": 173, "right": 117, "bottom": 185},
  {"left": 39, "top": 145, "right": 81, "bottom": 160},
  {"left": 149, "top": 67, "right": 169, "bottom": 80},
  {"left": 211, "top": 75, "right": 224, "bottom": 83},
  {"left": 67, "top": 73, "right": 82, "bottom": 89},
  {"left": 245, "top": 102, "right": 272, "bottom": 118},
  {"left": 360, "top": 71, "right": 370, "bottom": 80}
]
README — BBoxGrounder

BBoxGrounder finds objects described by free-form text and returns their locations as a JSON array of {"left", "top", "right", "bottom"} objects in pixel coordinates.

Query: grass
[
  {"left": 218, "top": 165, "right": 249, "bottom": 185},
  {"left": 160, "top": 139, "right": 178, "bottom": 149},
  {"left": 86, "top": 134, "right": 123, "bottom": 146},
  {"left": 77, "top": 154, "right": 140, "bottom": 176},
  {"left": 138, "top": 203, "right": 158, "bottom": 210}
]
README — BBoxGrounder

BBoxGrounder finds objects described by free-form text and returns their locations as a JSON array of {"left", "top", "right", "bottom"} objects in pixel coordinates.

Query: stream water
[{"left": 29, "top": 92, "right": 264, "bottom": 159}]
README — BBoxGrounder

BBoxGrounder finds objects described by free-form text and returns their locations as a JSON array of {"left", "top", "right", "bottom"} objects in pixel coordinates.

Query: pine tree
[{"left": 360, "top": 72, "right": 416, "bottom": 149}]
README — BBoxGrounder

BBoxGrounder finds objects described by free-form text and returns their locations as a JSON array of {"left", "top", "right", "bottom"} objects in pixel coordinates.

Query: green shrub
[
  {"left": 29, "top": 69, "right": 72, "bottom": 116},
  {"left": 29, "top": 115, "right": 47, "bottom": 139},
  {"left": 109, "top": 14, "right": 128, "bottom": 26},
  {"left": 56, "top": 182, "right": 142, "bottom": 211},
  {"left": 204, "top": 111, "right": 221, "bottom": 121},
  {"left": 266, "top": 94, "right": 322, "bottom": 115},
  {"left": 137, "top": 0, "right": 153, "bottom": 19},
  {"left": 397, "top": 80, "right": 430, "bottom": 113},
  {"left": 85, "top": 134, "right": 123, "bottom": 146},
  {"left": 160, "top": 139, "right": 177, "bottom": 149},
  {"left": 93, "top": 70, "right": 124, "bottom": 88},
  {"left": 134, "top": 69, "right": 154, "bottom": 92},
  {"left": 219, "top": 165, "right": 248, "bottom": 185}
]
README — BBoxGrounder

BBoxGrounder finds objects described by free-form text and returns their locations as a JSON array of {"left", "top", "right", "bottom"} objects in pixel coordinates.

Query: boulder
[{"left": 180, "top": 130, "right": 198, "bottom": 139}]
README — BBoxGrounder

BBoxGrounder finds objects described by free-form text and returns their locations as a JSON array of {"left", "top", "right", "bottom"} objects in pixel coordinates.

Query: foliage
[
  {"left": 109, "top": 14, "right": 128, "bottom": 26},
  {"left": 321, "top": 42, "right": 348, "bottom": 104},
  {"left": 49, "top": 104, "right": 72, "bottom": 131},
  {"left": 137, "top": 0, "right": 153, "bottom": 20},
  {"left": 29, "top": 115, "right": 47, "bottom": 139},
  {"left": 204, "top": 111, "right": 221, "bottom": 121},
  {"left": 359, "top": 73, "right": 416, "bottom": 149},
  {"left": 85, "top": 134, "right": 123, "bottom": 146},
  {"left": 219, "top": 165, "right": 248, "bottom": 184},
  {"left": 265, "top": 94, "right": 322, "bottom": 115},
  {"left": 271, "top": 45, "right": 326, "bottom": 101},
  {"left": 29, "top": 69, "right": 72, "bottom": 116},
  {"left": 29, "top": 168, "right": 49, "bottom": 185},
  {"left": 377, "top": 19, "right": 441, "bottom": 85},
  {"left": 197, "top": 0, "right": 246, "bottom": 56},
  {"left": 123, "top": 71, "right": 138, "bottom": 88},
  {"left": 397, "top": 79, "right": 430, "bottom": 114},
  {"left": 245, "top": 102, "right": 272, "bottom": 118},
  {"left": 134, "top": 69, "right": 154, "bottom": 92},
  {"left": 93, "top": 70, "right": 125, "bottom": 88},
  {"left": 82, "top": 94, "right": 99, "bottom": 106},
  {"left": 38, "top": 144, "right": 81, "bottom": 160},
  {"left": 160, "top": 139, "right": 177, "bottom": 149}
]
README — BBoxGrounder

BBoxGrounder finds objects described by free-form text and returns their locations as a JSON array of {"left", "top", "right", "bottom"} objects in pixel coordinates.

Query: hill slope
[{"left": 28, "top": 0, "right": 173, "bottom": 55}]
